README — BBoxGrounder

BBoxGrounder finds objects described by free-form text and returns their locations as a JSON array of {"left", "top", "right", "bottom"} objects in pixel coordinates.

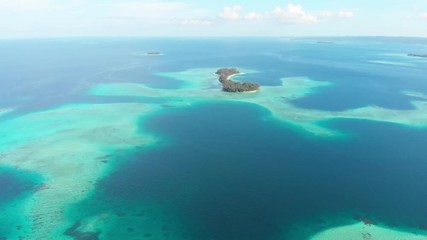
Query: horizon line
[{"left": 1, "top": 35, "right": 427, "bottom": 41}]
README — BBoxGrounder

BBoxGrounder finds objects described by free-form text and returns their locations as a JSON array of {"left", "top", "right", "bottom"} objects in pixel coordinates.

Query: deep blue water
[
  {"left": 0, "top": 167, "right": 41, "bottom": 206},
  {"left": 1, "top": 37, "right": 426, "bottom": 114},
  {"left": 96, "top": 102, "right": 427, "bottom": 239},
  {"left": 1, "top": 37, "right": 427, "bottom": 239}
]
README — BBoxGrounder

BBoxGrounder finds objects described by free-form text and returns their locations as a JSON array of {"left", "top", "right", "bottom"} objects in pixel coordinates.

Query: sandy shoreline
[{"left": 217, "top": 71, "right": 260, "bottom": 93}]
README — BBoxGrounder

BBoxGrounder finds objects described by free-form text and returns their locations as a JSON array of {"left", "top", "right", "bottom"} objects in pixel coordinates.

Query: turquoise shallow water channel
[{"left": 1, "top": 37, "right": 427, "bottom": 239}]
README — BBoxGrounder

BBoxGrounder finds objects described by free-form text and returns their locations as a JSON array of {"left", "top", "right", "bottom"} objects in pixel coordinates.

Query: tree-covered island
[
  {"left": 145, "top": 52, "right": 162, "bottom": 56},
  {"left": 408, "top": 53, "right": 427, "bottom": 58},
  {"left": 215, "top": 68, "right": 260, "bottom": 92}
]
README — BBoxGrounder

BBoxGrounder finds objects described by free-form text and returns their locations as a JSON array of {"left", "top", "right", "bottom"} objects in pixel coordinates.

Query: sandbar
[
  {"left": 368, "top": 60, "right": 414, "bottom": 67},
  {"left": 0, "top": 108, "right": 13, "bottom": 117},
  {"left": 311, "top": 222, "right": 427, "bottom": 240},
  {"left": 402, "top": 90, "right": 427, "bottom": 100}
]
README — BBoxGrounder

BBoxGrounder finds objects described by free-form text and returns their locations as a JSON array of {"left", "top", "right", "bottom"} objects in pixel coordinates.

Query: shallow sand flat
[
  {"left": 90, "top": 68, "right": 427, "bottom": 137},
  {"left": 0, "top": 199, "right": 31, "bottom": 239},
  {"left": 143, "top": 53, "right": 164, "bottom": 56},
  {"left": 0, "top": 103, "right": 160, "bottom": 239},
  {"left": 156, "top": 67, "right": 258, "bottom": 90},
  {"left": 402, "top": 91, "right": 427, "bottom": 100},
  {"left": 368, "top": 60, "right": 414, "bottom": 67},
  {"left": 156, "top": 68, "right": 220, "bottom": 90},
  {"left": 0, "top": 108, "right": 13, "bottom": 117},
  {"left": 65, "top": 200, "right": 191, "bottom": 240},
  {"left": 332, "top": 101, "right": 427, "bottom": 126},
  {"left": 282, "top": 214, "right": 427, "bottom": 240},
  {"left": 311, "top": 222, "right": 427, "bottom": 240}
]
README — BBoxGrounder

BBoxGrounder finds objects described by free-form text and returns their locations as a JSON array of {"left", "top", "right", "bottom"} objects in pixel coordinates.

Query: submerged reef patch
[
  {"left": 90, "top": 67, "right": 427, "bottom": 137},
  {"left": 0, "top": 103, "right": 159, "bottom": 238}
]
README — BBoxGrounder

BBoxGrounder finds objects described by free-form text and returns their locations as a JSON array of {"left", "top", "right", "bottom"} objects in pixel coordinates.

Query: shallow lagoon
[{"left": 0, "top": 37, "right": 427, "bottom": 239}]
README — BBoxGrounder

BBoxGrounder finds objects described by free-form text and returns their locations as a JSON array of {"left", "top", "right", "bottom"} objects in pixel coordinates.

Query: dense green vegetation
[
  {"left": 216, "top": 68, "right": 260, "bottom": 92},
  {"left": 408, "top": 53, "right": 427, "bottom": 58}
]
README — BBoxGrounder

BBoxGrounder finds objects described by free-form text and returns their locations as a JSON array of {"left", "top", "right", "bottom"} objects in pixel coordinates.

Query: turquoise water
[
  {"left": 0, "top": 167, "right": 41, "bottom": 206},
  {"left": 0, "top": 167, "right": 42, "bottom": 238},
  {"left": 1, "top": 37, "right": 427, "bottom": 239}
]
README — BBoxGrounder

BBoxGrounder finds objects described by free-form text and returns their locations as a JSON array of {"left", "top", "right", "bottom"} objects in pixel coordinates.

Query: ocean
[{"left": 0, "top": 37, "right": 427, "bottom": 239}]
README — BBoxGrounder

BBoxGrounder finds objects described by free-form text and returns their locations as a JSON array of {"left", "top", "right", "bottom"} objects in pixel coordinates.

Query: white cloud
[
  {"left": 180, "top": 18, "right": 212, "bottom": 26},
  {"left": 422, "top": 13, "right": 427, "bottom": 19},
  {"left": 215, "top": 4, "right": 354, "bottom": 24},
  {"left": 318, "top": 10, "right": 354, "bottom": 18},
  {"left": 217, "top": 4, "right": 318, "bottom": 23},
  {"left": 245, "top": 12, "right": 263, "bottom": 20},
  {"left": 0, "top": 0, "right": 51, "bottom": 11},
  {"left": 337, "top": 10, "right": 354, "bottom": 18},
  {"left": 0, "top": 0, "right": 74, "bottom": 12},
  {"left": 272, "top": 4, "right": 318, "bottom": 24},
  {"left": 219, "top": 5, "right": 242, "bottom": 20}
]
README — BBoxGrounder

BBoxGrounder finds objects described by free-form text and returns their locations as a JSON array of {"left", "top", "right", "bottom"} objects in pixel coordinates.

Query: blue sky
[{"left": 0, "top": 0, "right": 426, "bottom": 38}]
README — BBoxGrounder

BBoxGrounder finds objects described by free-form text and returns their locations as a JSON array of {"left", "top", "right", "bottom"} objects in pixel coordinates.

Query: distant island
[
  {"left": 215, "top": 68, "right": 260, "bottom": 93},
  {"left": 145, "top": 52, "right": 162, "bottom": 56},
  {"left": 408, "top": 54, "right": 427, "bottom": 58}
]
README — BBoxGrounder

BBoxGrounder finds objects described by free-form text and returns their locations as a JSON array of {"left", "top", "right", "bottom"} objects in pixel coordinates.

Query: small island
[
  {"left": 145, "top": 52, "right": 162, "bottom": 56},
  {"left": 215, "top": 68, "right": 260, "bottom": 92},
  {"left": 408, "top": 53, "right": 427, "bottom": 58}
]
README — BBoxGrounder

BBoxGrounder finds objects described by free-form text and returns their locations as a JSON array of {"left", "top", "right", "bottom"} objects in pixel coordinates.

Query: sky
[{"left": 0, "top": 0, "right": 426, "bottom": 38}]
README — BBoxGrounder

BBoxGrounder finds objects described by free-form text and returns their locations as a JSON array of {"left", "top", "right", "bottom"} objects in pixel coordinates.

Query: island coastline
[
  {"left": 408, "top": 53, "right": 427, "bottom": 58},
  {"left": 215, "top": 68, "right": 260, "bottom": 93},
  {"left": 144, "top": 52, "right": 163, "bottom": 56}
]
